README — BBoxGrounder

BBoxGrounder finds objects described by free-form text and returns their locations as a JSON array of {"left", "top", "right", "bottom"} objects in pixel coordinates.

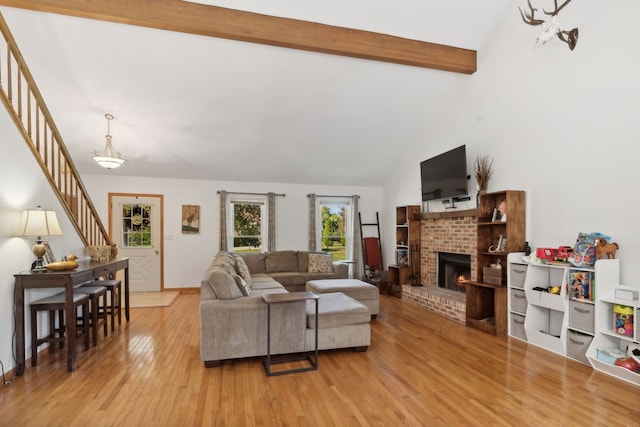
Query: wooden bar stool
[
  {"left": 30, "top": 293, "right": 90, "bottom": 367},
  {"left": 75, "top": 285, "right": 108, "bottom": 346},
  {"left": 83, "top": 279, "right": 121, "bottom": 331}
]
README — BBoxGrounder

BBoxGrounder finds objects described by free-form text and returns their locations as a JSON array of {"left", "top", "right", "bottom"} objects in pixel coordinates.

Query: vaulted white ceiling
[{"left": 1, "top": 1, "right": 513, "bottom": 186}]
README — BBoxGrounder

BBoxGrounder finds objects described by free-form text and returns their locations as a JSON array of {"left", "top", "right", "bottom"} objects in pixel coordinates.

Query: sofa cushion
[
  {"left": 268, "top": 272, "right": 307, "bottom": 287},
  {"left": 235, "top": 274, "right": 251, "bottom": 296},
  {"left": 306, "top": 292, "right": 370, "bottom": 328},
  {"left": 238, "top": 253, "right": 266, "bottom": 274},
  {"left": 232, "top": 253, "right": 253, "bottom": 287},
  {"left": 266, "top": 250, "right": 298, "bottom": 273},
  {"left": 207, "top": 267, "right": 244, "bottom": 299},
  {"left": 210, "top": 252, "right": 236, "bottom": 274},
  {"left": 308, "top": 253, "right": 333, "bottom": 273}
]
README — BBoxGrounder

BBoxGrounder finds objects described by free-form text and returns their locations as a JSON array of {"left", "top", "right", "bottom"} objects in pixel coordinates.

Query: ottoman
[
  {"left": 306, "top": 279, "right": 380, "bottom": 317},
  {"left": 305, "top": 292, "right": 371, "bottom": 352}
]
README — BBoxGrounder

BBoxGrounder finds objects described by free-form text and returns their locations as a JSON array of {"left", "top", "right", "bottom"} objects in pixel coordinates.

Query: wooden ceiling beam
[{"left": 0, "top": 0, "right": 476, "bottom": 74}]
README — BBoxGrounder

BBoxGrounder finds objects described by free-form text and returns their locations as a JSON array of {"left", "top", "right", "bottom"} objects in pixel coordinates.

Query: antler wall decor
[{"left": 519, "top": 0, "right": 578, "bottom": 50}]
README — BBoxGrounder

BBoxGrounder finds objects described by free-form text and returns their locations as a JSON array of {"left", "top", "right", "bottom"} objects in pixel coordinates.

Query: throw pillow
[
  {"left": 207, "top": 268, "right": 244, "bottom": 299},
  {"left": 232, "top": 254, "right": 253, "bottom": 287},
  {"left": 234, "top": 274, "right": 251, "bottom": 296},
  {"left": 308, "top": 253, "right": 333, "bottom": 273}
]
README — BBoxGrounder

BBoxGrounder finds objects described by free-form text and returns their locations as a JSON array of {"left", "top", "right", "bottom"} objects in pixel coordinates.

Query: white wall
[
  {"left": 383, "top": 0, "right": 640, "bottom": 284},
  {"left": 82, "top": 176, "right": 383, "bottom": 288},
  {"left": 0, "top": 107, "right": 85, "bottom": 373}
]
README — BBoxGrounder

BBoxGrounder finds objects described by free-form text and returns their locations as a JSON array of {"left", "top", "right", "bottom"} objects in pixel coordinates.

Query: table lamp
[{"left": 18, "top": 207, "right": 63, "bottom": 272}]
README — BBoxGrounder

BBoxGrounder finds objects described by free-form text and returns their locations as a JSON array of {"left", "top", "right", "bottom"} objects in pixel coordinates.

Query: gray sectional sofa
[
  {"left": 238, "top": 250, "right": 348, "bottom": 292},
  {"left": 200, "top": 250, "right": 370, "bottom": 367}
]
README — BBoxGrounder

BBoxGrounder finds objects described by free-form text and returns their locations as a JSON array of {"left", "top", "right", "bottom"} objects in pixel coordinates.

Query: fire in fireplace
[{"left": 437, "top": 252, "right": 471, "bottom": 293}]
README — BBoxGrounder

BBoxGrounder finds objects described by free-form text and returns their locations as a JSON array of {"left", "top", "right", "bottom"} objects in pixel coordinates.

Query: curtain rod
[
  {"left": 217, "top": 191, "right": 286, "bottom": 197},
  {"left": 307, "top": 194, "right": 360, "bottom": 198}
]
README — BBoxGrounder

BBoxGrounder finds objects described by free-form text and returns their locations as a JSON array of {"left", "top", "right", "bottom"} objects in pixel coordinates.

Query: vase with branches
[{"left": 474, "top": 155, "right": 493, "bottom": 195}]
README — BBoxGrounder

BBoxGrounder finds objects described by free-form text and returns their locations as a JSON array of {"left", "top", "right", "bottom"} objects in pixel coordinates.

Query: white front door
[{"left": 110, "top": 194, "right": 163, "bottom": 292}]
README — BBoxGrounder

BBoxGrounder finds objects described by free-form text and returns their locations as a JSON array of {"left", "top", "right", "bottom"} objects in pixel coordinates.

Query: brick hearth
[{"left": 402, "top": 209, "right": 478, "bottom": 324}]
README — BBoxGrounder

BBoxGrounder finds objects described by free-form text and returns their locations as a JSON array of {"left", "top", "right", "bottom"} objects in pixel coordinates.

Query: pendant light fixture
[{"left": 91, "top": 113, "right": 127, "bottom": 169}]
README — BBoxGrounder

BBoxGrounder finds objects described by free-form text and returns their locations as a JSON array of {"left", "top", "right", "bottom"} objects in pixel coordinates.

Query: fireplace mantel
[
  {"left": 421, "top": 208, "right": 478, "bottom": 220},
  {"left": 402, "top": 208, "right": 478, "bottom": 324}
]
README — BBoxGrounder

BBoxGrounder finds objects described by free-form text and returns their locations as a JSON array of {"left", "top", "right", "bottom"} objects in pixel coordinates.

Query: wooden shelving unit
[
  {"left": 388, "top": 205, "right": 421, "bottom": 298},
  {"left": 466, "top": 190, "right": 525, "bottom": 335}
]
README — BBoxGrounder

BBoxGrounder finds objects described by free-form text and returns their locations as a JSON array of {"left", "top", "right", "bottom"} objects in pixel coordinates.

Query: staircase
[{"left": 0, "top": 13, "right": 111, "bottom": 247}]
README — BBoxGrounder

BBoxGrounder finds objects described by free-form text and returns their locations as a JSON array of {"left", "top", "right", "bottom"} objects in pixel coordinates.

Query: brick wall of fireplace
[{"left": 401, "top": 210, "right": 478, "bottom": 324}]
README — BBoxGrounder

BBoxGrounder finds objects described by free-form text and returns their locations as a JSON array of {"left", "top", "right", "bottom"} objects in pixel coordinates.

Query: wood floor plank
[{"left": 1, "top": 293, "right": 639, "bottom": 426}]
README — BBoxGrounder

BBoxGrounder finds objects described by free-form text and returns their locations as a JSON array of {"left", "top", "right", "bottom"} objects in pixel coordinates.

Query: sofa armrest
[
  {"left": 333, "top": 262, "right": 348, "bottom": 278},
  {"left": 199, "top": 293, "right": 306, "bottom": 363}
]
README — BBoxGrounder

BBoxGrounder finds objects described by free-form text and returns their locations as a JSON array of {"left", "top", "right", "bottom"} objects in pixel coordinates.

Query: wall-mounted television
[{"left": 420, "top": 145, "right": 468, "bottom": 202}]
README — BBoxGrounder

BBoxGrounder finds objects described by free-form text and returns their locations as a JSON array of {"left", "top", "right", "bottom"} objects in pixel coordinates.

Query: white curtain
[{"left": 218, "top": 190, "right": 227, "bottom": 251}]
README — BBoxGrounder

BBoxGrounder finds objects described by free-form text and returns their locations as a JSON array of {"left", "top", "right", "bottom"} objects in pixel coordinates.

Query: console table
[{"left": 14, "top": 257, "right": 130, "bottom": 375}]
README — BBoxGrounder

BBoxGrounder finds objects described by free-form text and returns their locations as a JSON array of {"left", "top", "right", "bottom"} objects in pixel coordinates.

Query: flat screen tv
[{"left": 420, "top": 145, "right": 468, "bottom": 202}]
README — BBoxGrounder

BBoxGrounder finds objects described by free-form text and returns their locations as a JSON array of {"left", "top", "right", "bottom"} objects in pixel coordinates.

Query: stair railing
[{"left": 0, "top": 13, "right": 111, "bottom": 247}]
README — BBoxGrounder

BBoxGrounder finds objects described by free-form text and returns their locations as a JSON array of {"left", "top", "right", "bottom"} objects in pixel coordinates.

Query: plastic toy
[{"left": 596, "top": 238, "right": 619, "bottom": 259}]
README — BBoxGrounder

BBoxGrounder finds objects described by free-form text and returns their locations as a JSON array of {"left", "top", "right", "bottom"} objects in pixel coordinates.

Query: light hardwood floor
[{"left": 1, "top": 292, "right": 638, "bottom": 426}]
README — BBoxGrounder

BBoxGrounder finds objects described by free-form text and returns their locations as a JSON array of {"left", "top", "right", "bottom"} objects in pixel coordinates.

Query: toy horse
[{"left": 595, "top": 238, "right": 618, "bottom": 259}]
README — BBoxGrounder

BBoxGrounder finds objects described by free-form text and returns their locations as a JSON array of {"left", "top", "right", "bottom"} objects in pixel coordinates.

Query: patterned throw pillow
[
  {"left": 308, "top": 253, "right": 333, "bottom": 273},
  {"left": 232, "top": 254, "right": 253, "bottom": 287}
]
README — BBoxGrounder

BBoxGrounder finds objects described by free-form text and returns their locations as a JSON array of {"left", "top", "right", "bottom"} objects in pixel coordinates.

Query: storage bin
[
  {"left": 566, "top": 330, "right": 593, "bottom": 365},
  {"left": 568, "top": 300, "right": 595, "bottom": 334},
  {"left": 510, "top": 313, "right": 526, "bottom": 341},
  {"left": 483, "top": 267, "right": 504, "bottom": 285},
  {"left": 510, "top": 289, "right": 527, "bottom": 314},
  {"left": 509, "top": 264, "right": 527, "bottom": 289}
]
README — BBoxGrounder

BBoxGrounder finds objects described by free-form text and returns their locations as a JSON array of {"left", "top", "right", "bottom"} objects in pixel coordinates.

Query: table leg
[
  {"left": 124, "top": 266, "right": 130, "bottom": 321},
  {"left": 14, "top": 280, "right": 25, "bottom": 376},
  {"left": 65, "top": 283, "right": 76, "bottom": 372}
]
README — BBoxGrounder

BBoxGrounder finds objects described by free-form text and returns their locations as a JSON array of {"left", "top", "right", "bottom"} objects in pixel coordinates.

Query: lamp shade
[{"left": 18, "top": 209, "right": 63, "bottom": 237}]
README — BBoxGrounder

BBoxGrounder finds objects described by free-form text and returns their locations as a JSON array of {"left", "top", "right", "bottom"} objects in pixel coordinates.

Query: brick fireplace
[{"left": 401, "top": 209, "right": 477, "bottom": 324}]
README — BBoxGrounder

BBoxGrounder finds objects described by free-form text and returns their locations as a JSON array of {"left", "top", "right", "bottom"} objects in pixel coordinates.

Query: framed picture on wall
[{"left": 181, "top": 205, "right": 200, "bottom": 234}]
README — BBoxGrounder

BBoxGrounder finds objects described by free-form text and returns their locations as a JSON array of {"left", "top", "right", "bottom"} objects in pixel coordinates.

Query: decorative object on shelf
[
  {"left": 473, "top": 155, "right": 493, "bottom": 205},
  {"left": 519, "top": 0, "right": 578, "bottom": 50},
  {"left": 45, "top": 260, "right": 79, "bottom": 271},
  {"left": 92, "top": 113, "right": 127, "bottom": 169},
  {"left": 595, "top": 238, "right": 619, "bottom": 259},
  {"left": 524, "top": 241, "right": 532, "bottom": 256},
  {"left": 568, "top": 232, "right": 610, "bottom": 268},
  {"left": 488, "top": 235, "right": 507, "bottom": 253},
  {"left": 17, "top": 207, "right": 64, "bottom": 272},
  {"left": 396, "top": 250, "right": 408, "bottom": 266},
  {"left": 86, "top": 245, "right": 112, "bottom": 261},
  {"left": 42, "top": 242, "right": 56, "bottom": 265},
  {"left": 498, "top": 199, "right": 507, "bottom": 222},
  {"left": 497, "top": 235, "right": 507, "bottom": 253}
]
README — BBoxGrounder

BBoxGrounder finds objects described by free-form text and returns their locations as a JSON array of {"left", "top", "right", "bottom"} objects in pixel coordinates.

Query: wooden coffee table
[{"left": 262, "top": 291, "right": 319, "bottom": 376}]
